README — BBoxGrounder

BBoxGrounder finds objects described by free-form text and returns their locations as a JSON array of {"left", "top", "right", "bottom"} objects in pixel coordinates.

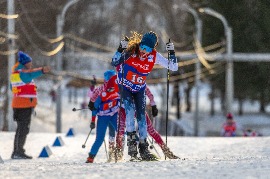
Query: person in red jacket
[
  {"left": 221, "top": 113, "right": 237, "bottom": 137},
  {"left": 10, "top": 51, "right": 50, "bottom": 159}
]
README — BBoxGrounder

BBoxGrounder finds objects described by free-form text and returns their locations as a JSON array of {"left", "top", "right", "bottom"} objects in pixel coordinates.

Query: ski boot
[
  {"left": 114, "top": 147, "right": 124, "bottom": 161},
  {"left": 115, "top": 134, "right": 125, "bottom": 161},
  {"left": 86, "top": 154, "right": 95, "bottom": 163},
  {"left": 161, "top": 144, "right": 180, "bottom": 159},
  {"left": 127, "top": 131, "right": 138, "bottom": 159},
  {"left": 138, "top": 139, "right": 158, "bottom": 161},
  {"left": 11, "top": 151, "right": 32, "bottom": 159},
  {"left": 107, "top": 141, "right": 116, "bottom": 162}
]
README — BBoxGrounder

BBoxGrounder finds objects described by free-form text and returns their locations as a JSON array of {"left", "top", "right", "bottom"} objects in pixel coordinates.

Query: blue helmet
[
  {"left": 140, "top": 31, "right": 158, "bottom": 49},
  {"left": 18, "top": 51, "right": 32, "bottom": 65}
]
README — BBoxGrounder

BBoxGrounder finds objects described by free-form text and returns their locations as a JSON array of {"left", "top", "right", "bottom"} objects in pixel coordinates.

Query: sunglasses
[{"left": 139, "top": 44, "right": 153, "bottom": 53}]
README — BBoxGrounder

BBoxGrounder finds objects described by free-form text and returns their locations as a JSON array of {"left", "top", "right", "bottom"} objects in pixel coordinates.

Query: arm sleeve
[
  {"left": 91, "top": 115, "right": 96, "bottom": 123},
  {"left": 92, "top": 110, "right": 97, "bottom": 117},
  {"left": 155, "top": 52, "right": 178, "bottom": 71},
  {"left": 111, "top": 52, "right": 122, "bottom": 66},
  {"left": 90, "top": 86, "right": 104, "bottom": 102},
  {"left": 92, "top": 97, "right": 101, "bottom": 116},
  {"left": 145, "top": 86, "right": 156, "bottom": 106},
  {"left": 111, "top": 51, "right": 132, "bottom": 66},
  {"left": 20, "top": 67, "right": 43, "bottom": 83}
]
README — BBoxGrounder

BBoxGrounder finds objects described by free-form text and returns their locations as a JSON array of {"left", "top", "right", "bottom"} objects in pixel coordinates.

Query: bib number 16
[{"left": 126, "top": 71, "right": 146, "bottom": 84}]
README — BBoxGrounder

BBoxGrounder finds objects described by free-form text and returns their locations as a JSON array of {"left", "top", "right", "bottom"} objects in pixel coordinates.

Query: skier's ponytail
[{"left": 126, "top": 31, "right": 142, "bottom": 56}]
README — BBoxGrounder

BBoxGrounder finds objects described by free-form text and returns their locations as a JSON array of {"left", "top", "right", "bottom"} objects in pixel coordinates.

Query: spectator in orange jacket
[{"left": 10, "top": 51, "right": 50, "bottom": 159}]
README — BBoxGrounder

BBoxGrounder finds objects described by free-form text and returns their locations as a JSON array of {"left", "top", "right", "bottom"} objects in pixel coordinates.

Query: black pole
[
  {"left": 72, "top": 108, "right": 88, "bottom": 112},
  {"left": 82, "top": 128, "right": 93, "bottom": 148},
  {"left": 165, "top": 39, "right": 171, "bottom": 160}
]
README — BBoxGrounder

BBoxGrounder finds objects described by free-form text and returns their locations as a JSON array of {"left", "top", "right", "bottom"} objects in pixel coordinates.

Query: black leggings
[{"left": 13, "top": 108, "right": 32, "bottom": 153}]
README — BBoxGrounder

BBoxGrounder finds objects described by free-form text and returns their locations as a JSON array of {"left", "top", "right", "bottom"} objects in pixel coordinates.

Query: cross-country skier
[
  {"left": 86, "top": 70, "right": 119, "bottom": 163},
  {"left": 88, "top": 72, "right": 120, "bottom": 162},
  {"left": 221, "top": 113, "right": 237, "bottom": 137},
  {"left": 111, "top": 31, "right": 178, "bottom": 160}
]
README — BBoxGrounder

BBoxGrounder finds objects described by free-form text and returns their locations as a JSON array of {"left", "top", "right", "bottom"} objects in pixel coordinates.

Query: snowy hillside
[{"left": 1, "top": 132, "right": 270, "bottom": 179}]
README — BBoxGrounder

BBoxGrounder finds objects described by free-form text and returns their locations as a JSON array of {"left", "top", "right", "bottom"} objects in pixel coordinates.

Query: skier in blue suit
[{"left": 86, "top": 70, "right": 119, "bottom": 163}]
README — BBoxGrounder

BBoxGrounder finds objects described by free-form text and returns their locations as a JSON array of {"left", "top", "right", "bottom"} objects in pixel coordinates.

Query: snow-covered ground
[
  {"left": 1, "top": 132, "right": 270, "bottom": 179},
  {"left": 1, "top": 79, "right": 270, "bottom": 178}
]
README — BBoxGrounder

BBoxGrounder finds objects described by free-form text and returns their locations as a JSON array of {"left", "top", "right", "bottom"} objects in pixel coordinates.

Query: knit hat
[
  {"left": 18, "top": 51, "right": 32, "bottom": 65},
  {"left": 226, "top": 113, "right": 233, "bottom": 119},
  {"left": 106, "top": 75, "right": 118, "bottom": 92},
  {"left": 140, "top": 31, "right": 157, "bottom": 49},
  {"left": 104, "top": 70, "right": 116, "bottom": 82}
]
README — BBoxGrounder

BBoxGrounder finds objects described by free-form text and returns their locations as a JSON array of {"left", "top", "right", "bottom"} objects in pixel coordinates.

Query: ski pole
[
  {"left": 72, "top": 107, "right": 88, "bottom": 112},
  {"left": 165, "top": 39, "right": 171, "bottom": 160},
  {"left": 151, "top": 117, "right": 156, "bottom": 144},
  {"left": 82, "top": 129, "right": 93, "bottom": 148},
  {"left": 104, "top": 140, "right": 108, "bottom": 160}
]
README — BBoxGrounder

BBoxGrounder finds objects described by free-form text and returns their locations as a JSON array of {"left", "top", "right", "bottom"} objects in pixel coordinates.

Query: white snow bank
[{"left": 1, "top": 132, "right": 270, "bottom": 179}]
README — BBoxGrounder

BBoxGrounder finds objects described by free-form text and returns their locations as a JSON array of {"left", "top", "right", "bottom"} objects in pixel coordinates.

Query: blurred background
[{"left": 1, "top": 0, "right": 270, "bottom": 137}]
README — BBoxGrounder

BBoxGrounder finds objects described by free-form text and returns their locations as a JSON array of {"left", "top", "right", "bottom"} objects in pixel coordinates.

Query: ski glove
[
  {"left": 88, "top": 101, "right": 95, "bottom": 111},
  {"left": 166, "top": 42, "right": 175, "bottom": 54},
  {"left": 90, "top": 122, "right": 95, "bottom": 129},
  {"left": 117, "top": 36, "right": 129, "bottom": 53},
  {"left": 151, "top": 105, "right": 158, "bottom": 117}
]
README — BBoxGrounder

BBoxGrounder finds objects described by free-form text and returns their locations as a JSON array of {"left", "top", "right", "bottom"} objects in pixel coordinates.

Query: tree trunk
[
  {"left": 185, "top": 84, "right": 192, "bottom": 112},
  {"left": 74, "top": 88, "right": 78, "bottom": 104},
  {"left": 175, "top": 82, "right": 181, "bottom": 119},
  {"left": 220, "top": 90, "right": 226, "bottom": 113},
  {"left": 2, "top": 89, "right": 8, "bottom": 131},
  {"left": 238, "top": 98, "right": 243, "bottom": 116},
  {"left": 259, "top": 90, "right": 265, "bottom": 113},
  {"left": 68, "top": 88, "right": 72, "bottom": 103},
  {"left": 210, "top": 85, "right": 215, "bottom": 116}
]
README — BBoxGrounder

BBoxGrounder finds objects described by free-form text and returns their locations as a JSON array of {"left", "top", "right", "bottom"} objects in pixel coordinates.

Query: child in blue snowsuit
[{"left": 86, "top": 70, "right": 120, "bottom": 163}]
